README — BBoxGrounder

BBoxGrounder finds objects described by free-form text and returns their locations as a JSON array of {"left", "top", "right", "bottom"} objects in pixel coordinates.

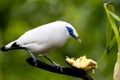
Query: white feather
[{"left": 3, "top": 21, "right": 80, "bottom": 54}]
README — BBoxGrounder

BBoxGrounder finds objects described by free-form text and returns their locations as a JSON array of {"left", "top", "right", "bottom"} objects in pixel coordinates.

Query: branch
[{"left": 26, "top": 57, "right": 93, "bottom": 80}]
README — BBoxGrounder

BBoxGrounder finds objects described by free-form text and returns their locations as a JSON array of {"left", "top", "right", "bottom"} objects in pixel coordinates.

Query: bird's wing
[{"left": 16, "top": 26, "right": 52, "bottom": 45}]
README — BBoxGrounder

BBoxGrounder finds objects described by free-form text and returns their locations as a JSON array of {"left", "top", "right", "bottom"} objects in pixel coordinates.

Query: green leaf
[
  {"left": 106, "top": 19, "right": 113, "bottom": 54},
  {"left": 104, "top": 3, "right": 120, "bottom": 49},
  {"left": 106, "top": 36, "right": 116, "bottom": 54}
]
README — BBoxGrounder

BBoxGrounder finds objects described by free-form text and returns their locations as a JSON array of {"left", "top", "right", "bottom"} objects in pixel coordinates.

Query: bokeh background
[{"left": 0, "top": 0, "right": 120, "bottom": 80}]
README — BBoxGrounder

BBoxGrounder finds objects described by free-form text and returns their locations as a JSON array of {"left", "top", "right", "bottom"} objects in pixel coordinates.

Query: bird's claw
[{"left": 52, "top": 62, "right": 63, "bottom": 72}]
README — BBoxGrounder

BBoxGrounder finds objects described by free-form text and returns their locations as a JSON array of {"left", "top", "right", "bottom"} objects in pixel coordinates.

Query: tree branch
[{"left": 26, "top": 57, "right": 93, "bottom": 80}]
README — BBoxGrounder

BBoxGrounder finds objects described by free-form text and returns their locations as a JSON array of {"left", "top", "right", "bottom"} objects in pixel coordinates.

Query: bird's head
[
  {"left": 53, "top": 21, "right": 81, "bottom": 42},
  {"left": 66, "top": 26, "right": 81, "bottom": 43}
]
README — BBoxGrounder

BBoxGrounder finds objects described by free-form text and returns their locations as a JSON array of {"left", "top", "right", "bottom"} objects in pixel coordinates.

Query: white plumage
[{"left": 1, "top": 21, "right": 81, "bottom": 66}]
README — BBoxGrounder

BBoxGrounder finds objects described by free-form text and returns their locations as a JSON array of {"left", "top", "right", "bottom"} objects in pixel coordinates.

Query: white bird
[{"left": 1, "top": 21, "right": 81, "bottom": 66}]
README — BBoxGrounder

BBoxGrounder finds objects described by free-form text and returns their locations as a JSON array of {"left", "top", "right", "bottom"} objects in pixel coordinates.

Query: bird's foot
[
  {"left": 52, "top": 62, "right": 63, "bottom": 72},
  {"left": 32, "top": 58, "right": 39, "bottom": 66}
]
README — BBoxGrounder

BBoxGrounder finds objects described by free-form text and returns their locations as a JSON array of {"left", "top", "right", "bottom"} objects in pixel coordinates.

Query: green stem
[
  {"left": 117, "top": 52, "right": 120, "bottom": 62},
  {"left": 104, "top": 3, "right": 120, "bottom": 80},
  {"left": 104, "top": 3, "right": 120, "bottom": 51}
]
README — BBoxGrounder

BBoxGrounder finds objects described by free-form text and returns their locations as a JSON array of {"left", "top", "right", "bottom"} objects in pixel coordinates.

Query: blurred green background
[{"left": 0, "top": 0, "right": 119, "bottom": 80}]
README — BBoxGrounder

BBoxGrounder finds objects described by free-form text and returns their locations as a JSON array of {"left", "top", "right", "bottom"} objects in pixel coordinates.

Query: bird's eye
[
  {"left": 69, "top": 29, "right": 72, "bottom": 32},
  {"left": 66, "top": 26, "right": 73, "bottom": 33},
  {"left": 66, "top": 26, "right": 76, "bottom": 38}
]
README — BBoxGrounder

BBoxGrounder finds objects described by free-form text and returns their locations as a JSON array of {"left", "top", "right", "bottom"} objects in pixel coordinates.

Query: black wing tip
[
  {"left": 1, "top": 46, "right": 8, "bottom": 51},
  {"left": 12, "top": 42, "right": 24, "bottom": 49},
  {"left": 1, "top": 42, "right": 24, "bottom": 51}
]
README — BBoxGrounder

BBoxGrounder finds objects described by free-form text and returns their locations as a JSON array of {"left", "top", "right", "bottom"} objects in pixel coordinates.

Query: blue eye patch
[{"left": 66, "top": 26, "right": 76, "bottom": 38}]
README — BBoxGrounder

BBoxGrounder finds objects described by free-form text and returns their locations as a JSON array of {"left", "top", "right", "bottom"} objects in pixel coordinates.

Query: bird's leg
[
  {"left": 43, "top": 55, "right": 58, "bottom": 65},
  {"left": 44, "top": 55, "right": 63, "bottom": 72},
  {"left": 26, "top": 50, "right": 38, "bottom": 66}
]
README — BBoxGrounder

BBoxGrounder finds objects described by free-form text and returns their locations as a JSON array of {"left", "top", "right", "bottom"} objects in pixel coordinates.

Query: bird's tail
[{"left": 1, "top": 41, "right": 23, "bottom": 51}]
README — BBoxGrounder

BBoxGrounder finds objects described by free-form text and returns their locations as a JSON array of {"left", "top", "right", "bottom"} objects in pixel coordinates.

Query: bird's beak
[{"left": 76, "top": 36, "right": 82, "bottom": 43}]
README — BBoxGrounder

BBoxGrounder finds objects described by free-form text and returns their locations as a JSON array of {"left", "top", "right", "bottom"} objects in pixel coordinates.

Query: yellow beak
[{"left": 76, "top": 36, "right": 82, "bottom": 43}]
